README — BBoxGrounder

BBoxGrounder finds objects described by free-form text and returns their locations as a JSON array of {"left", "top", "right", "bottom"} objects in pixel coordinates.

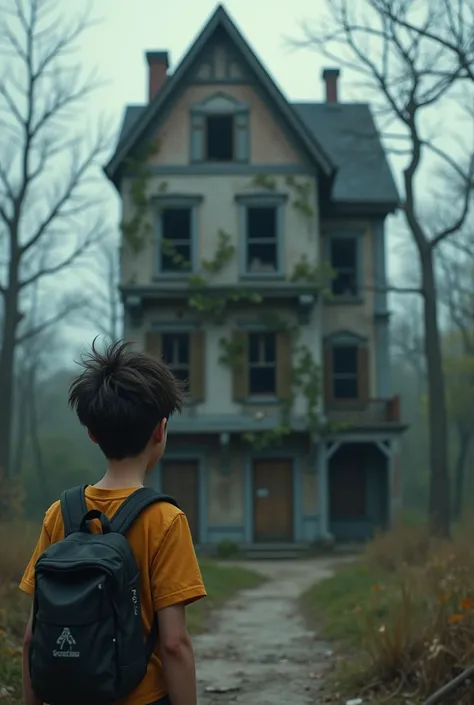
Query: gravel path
[{"left": 194, "top": 558, "right": 344, "bottom": 705}]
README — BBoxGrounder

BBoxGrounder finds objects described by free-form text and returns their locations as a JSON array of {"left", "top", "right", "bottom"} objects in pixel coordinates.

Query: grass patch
[
  {"left": 302, "top": 562, "right": 390, "bottom": 644},
  {"left": 187, "top": 560, "right": 265, "bottom": 633},
  {"left": 302, "top": 525, "right": 474, "bottom": 703}
]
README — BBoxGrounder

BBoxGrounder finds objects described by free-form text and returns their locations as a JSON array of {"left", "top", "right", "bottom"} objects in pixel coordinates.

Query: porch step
[{"left": 241, "top": 542, "right": 311, "bottom": 560}]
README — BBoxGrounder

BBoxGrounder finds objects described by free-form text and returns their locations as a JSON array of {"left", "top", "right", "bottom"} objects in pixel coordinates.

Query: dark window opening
[
  {"left": 332, "top": 345, "right": 358, "bottom": 400},
  {"left": 161, "top": 208, "right": 192, "bottom": 273},
  {"left": 330, "top": 237, "right": 358, "bottom": 296},
  {"left": 206, "top": 115, "right": 234, "bottom": 161},
  {"left": 246, "top": 207, "right": 278, "bottom": 273},
  {"left": 248, "top": 332, "right": 276, "bottom": 395},
  {"left": 162, "top": 333, "right": 190, "bottom": 391}
]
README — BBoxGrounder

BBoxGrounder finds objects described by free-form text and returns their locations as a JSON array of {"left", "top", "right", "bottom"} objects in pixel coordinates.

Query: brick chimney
[
  {"left": 322, "top": 68, "right": 340, "bottom": 104},
  {"left": 146, "top": 51, "right": 169, "bottom": 101}
]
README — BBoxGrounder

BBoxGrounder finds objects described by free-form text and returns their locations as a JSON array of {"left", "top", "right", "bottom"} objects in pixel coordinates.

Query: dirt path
[{"left": 195, "top": 558, "right": 344, "bottom": 705}]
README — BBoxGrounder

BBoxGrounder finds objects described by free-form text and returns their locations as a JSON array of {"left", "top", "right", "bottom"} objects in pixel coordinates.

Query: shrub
[
  {"left": 364, "top": 521, "right": 433, "bottom": 573},
  {"left": 216, "top": 538, "right": 240, "bottom": 559},
  {"left": 306, "top": 527, "right": 474, "bottom": 702},
  {"left": 0, "top": 522, "right": 38, "bottom": 587}
]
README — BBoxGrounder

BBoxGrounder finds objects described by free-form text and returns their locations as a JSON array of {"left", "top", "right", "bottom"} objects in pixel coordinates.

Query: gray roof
[
  {"left": 293, "top": 102, "right": 399, "bottom": 206},
  {"left": 116, "top": 101, "right": 399, "bottom": 207}
]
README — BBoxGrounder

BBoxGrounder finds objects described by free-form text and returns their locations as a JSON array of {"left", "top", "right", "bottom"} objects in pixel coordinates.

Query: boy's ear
[
  {"left": 88, "top": 429, "right": 98, "bottom": 444},
  {"left": 154, "top": 418, "right": 168, "bottom": 443}
]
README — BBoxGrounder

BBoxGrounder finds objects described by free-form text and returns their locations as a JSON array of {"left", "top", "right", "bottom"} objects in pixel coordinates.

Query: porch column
[
  {"left": 389, "top": 438, "right": 401, "bottom": 525},
  {"left": 317, "top": 441, "right": 333, "bottom": 541}
]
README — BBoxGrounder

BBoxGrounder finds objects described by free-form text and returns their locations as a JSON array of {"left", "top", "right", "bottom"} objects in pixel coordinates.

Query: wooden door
[
  {"left": 253, "top": 459, "right": 293, "bottom": 542},
  {"left": 161, "top": 460, "right": 199, "bottom": 542}
]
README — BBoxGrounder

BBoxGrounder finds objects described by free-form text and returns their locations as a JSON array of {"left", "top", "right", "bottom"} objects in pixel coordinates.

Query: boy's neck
[{"left": 95, "top": 458, "right": 147, "bottom": 490}]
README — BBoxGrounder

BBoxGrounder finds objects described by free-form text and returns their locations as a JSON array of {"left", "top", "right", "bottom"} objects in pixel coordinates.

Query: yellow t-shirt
[{"left": 19, "top": 485, "right": 207, "bottom": 705}]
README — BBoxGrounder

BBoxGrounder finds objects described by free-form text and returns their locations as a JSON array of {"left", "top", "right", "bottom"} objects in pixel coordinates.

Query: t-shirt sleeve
[
  {"left": 150, "top": 512, "right": 207, "bottom": 612},
  {"left": 19, "top": 520, "right": 52, "bottom": 596}
]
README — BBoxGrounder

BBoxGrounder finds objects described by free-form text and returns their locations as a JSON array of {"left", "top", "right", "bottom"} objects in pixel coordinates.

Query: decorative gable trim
[
  {"left": 105, "top": 5, "right": 335, "bottom": 184},
  {"left": 324, "top": 330, "right": 368, "bottom": 346},
  {"left": 191, "top": 91, "right": 249, "bottom": 115}
]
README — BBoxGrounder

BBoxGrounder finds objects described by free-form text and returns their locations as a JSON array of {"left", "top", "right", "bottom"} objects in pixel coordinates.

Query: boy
[{"left": 19, "top": 339, "right": 206, "bottom": 705}]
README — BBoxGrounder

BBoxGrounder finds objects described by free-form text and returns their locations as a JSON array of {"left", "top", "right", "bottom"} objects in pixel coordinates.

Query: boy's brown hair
[{"left": 68, "top": 339, "right": 185, "bottom": 459}]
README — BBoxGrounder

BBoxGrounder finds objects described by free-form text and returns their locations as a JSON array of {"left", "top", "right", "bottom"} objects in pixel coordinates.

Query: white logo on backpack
[
  {"left": 131, "top": 588, "right": 139, "bottom": 616},
  {"left": 53, "top": 627, "right": 80, "bottom": 658}
]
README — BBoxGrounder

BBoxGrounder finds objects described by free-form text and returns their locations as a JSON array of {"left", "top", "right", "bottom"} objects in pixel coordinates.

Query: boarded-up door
[
  {"left": 253, "top": 459, "right": 293, "bottom": 542},
  {"left": 161, "top": 460, "right": 200, "bottom": 543}
]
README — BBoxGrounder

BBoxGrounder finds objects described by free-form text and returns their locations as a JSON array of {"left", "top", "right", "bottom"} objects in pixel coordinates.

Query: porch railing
[{"left": 326, "top": 395, "right": 401, "bottom": 425}]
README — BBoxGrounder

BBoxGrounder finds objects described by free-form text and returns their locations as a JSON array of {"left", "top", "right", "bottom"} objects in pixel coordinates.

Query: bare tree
[
  {"left": 81, "top": 236, "right": 123, "bottom": 343},
  {"left": 0, "top": 0, "right": 111, "bottom": 477},
  {"left": 437, "top": 233, "right": 474, "bottom": 519},
  {"left": 296, "top": 0, "right": 474, "bottom": 537}
]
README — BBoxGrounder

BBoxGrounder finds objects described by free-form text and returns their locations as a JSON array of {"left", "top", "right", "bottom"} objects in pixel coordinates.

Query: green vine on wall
[
  {"left": 120, "top": 142, "right": 164, "bottom": 255},
  {"left": 123, "top": 156, "right": 341, "bottom": 448},
  {"left": 185, "top": 230, "right": 262, "bottom": 322},
  {"left": 241, "top": 312, "right": 325, "bottom": 450}
]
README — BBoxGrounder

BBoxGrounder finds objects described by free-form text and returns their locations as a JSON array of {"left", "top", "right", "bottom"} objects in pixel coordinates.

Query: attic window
[{"left": 206, "top": 115, "right": 234, "bottom": 161}]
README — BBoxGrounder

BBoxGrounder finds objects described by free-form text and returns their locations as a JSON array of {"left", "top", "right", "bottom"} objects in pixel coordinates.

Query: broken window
[
  {"left": 248, "top": 332, "right": 276, "bottom": 395},
  {"left": 246, "top": 206, "right": 278, "bottom": 274},
  {"left": 160, "top": 208, "right": 192, "bottom": 273},
  {"left": 330, "top": 237, "right": 358, "bottom": 297},
  {"left": 206, "top": 114, "right": 234, "bottom": 161},
  {"left": 332, "top": 345, "right": 358, "bottom": 400},
  {"left": 162, "top": 333, "right": 189, "bottom": 390}
]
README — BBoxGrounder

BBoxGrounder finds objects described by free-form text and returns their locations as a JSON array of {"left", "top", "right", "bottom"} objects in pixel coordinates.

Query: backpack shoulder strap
[
  {"left": 110, "top": 487, "right": 179, "bottom": 535},
  {"left": 60, "top": 484, "right": 89, "bottom": 537}
]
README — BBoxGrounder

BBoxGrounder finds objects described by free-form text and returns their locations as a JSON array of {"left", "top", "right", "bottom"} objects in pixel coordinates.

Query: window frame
[
  {"left": 162, "top": 331, "right": 190, "bottom": 391},
  {"left": 324, "top": 330, "right": 369, "bottom": 407},
  {"left": 236, "top": 194, "right": 287, "bottom": 279},
  {"left": 324, "top": 228, "right": 364, "bottom": 302},
  {"left": 331, "top": 344, "right": 359, "bottom": 401},
  {"left": 154, "top": 196, "right": 202, "bottom": 278},
  {"left": 190, "top": 92, "right": 250, "bottom": 165},
  {"left": 247, "top": 330, "right": 277, "bottom": 397}
]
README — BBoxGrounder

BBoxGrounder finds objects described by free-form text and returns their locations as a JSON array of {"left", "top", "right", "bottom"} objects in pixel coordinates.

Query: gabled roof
[
  {"left": 113, "top": 102, "right": 400, "bottom": 208},
  {"left": 105, "top": 4, "right": 335, "bottom": 181},
  {"left": 293, "top": 103, "right": 399, "bottom": 206}
]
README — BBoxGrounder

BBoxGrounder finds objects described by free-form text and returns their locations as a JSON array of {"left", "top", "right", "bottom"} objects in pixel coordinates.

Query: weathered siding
[
  {"left": 207, "top": 450, "right": 244, "bottom": 525},
  {"left": 120, "top": 172, "right": 319, "bottom": 287},
  {"left": 149, "top": 84, "right": 302, "bottom": 166}
]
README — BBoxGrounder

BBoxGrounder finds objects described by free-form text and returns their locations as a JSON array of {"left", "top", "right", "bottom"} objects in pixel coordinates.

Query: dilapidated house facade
[{"left": 105, "top": 5, "right": 405, "bottom": 550}]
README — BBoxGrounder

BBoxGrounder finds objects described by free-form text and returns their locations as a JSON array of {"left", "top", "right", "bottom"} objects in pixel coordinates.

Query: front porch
[{"left": 149, "top": 431, "right": 402, "bottom": 549}]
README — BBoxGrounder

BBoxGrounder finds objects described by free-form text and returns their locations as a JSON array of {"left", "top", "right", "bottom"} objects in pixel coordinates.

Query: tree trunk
[
  {"left": 421, "top": 248, "right": 451, "bottom": 537},
  {"left": 13, "top": 370, "right": 29, "bottom": 475},
  {"left": 0, "top": 257, "right": 21, "bottom": 480},
  {"left": 27, "top": 363, "right": 50, "bottom": 508},
  {"left": 453, "top": 425, "right": 470, "bottom": 522}
]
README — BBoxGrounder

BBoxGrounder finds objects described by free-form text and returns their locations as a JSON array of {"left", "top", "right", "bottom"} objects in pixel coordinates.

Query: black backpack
[{"left": 29, "top": 484, "right": 178, "bottom": 705}]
